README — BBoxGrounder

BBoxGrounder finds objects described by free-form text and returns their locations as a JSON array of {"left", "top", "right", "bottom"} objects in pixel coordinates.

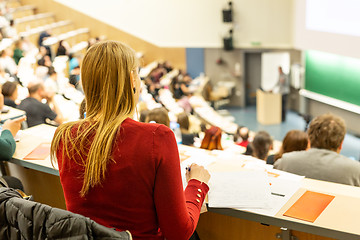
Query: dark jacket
[{"left": 0, "top": 187, "right": 132, "bottom": 239}]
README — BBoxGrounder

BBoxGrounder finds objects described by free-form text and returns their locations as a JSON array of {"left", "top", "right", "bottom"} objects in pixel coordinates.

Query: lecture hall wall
[{"left": 50, "top": 0, "right": 293, "bottom": 49}]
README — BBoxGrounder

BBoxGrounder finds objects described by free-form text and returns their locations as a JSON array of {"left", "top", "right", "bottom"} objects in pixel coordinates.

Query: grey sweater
[{"left": 274, "top": 148, "right": 360, "bottom": 187}]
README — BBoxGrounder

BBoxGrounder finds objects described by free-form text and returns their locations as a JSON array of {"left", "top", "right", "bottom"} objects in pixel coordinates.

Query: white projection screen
[{"left": 306, "top": 0, "right": 360, "bottom": 37}]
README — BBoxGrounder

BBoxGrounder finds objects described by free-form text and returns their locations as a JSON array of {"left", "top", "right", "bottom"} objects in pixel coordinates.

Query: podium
[{"left": 256, "top": 89, "right": 281, "bottom": 125}]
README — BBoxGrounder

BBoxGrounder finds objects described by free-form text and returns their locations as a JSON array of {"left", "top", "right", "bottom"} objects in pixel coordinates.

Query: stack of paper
[{"left": 208, "top": 170, "right": 271, "bottom": 209}]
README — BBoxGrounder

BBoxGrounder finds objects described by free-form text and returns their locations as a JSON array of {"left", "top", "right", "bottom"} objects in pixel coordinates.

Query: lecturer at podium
[{"left": 272, "top": 66, "right": 289, "bottom": 122}]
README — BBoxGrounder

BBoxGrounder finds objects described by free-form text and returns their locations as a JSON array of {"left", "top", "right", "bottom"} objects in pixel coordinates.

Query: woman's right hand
[{"left": 186, "top": 163, "right": 210, "bottom": 185}]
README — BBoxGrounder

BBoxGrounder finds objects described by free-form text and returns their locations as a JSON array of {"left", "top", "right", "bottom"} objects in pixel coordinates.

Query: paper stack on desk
[
  {"left": 177, "top": 145, "right": 304, "bottom": 215},
  {"left": 208, "top": 170, "right": 271, "bottom": 209}
]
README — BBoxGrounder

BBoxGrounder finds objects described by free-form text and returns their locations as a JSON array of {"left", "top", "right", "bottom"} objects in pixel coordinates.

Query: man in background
[
  {"left": 18, "top": 82, "right": 63, "bottom": 127},
  {"left": 273, "top": 66, "right": 290, "bottom": 121},
  {"left": 275, "top": 113, "right": 360, "bottom": 186}
]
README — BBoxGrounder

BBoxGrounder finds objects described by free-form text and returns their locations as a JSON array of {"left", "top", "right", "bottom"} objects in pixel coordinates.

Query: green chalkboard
[{"left": 305, "top": 50, "right": 360, "bottom": 106}]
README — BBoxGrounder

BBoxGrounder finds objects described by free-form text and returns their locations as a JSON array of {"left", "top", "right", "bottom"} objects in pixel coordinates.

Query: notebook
[
  {"left": 24, "top": 143, "right": 51, "bottom": 160},
  {"left": 283, "top": 190, "right": 335, "bottom": 222}
]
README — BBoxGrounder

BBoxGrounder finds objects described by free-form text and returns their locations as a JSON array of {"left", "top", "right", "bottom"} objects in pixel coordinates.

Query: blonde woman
[{"left": 51, "top": 41, "right": 210, "bottom": 240}]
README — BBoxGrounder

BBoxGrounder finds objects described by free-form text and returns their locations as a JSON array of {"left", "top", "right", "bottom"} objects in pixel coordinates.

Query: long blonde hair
[{"left": 51, "top": 41, "right": 138, "bottom": 196}]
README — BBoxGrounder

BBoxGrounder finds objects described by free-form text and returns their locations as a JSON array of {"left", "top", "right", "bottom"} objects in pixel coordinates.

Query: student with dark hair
[
  {"left": 2, "top": 81, "right": 18, "bottom": 108},
  {"left": 177, "top": 112, "right": 196, "bottom": 146},
  {"left": 18, "top": 82, "right": 63, "bottom": 127},
  {"left": 251, "top": 131, "right": 273, "bottom": 160},
  {"left": 56, "top": 40, "right": 69, "bottom": 56},
  {"left": 139, "top": 109, "right": 149, "bottom": 123},
  {"left": 145, "top": 107, "right": 170, "bottom": 127},
  {"left": 79, "top": 99, "right": 86, "bottom": 119}
]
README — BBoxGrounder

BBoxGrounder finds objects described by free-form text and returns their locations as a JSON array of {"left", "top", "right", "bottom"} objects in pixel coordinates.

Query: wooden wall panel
[
  {"left": 20, "top": 0, "right": 186, "bottom": 69},
  {"left": 5, "top": 162, "right": 66, "bottom": 209},
  {"left": 196, "top": 211, "right": 336, "bottom": 240}
]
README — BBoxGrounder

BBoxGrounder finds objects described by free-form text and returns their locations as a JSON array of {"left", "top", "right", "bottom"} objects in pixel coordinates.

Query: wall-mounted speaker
[
  {"left": 222, "top": 2, "right": 233, "bottom": 22},
  {"left": 223, "top": 36, "right": 233, "bottom": 51},
  {"left": 222, "top": 9, "right": 232, "bottom": 22}
]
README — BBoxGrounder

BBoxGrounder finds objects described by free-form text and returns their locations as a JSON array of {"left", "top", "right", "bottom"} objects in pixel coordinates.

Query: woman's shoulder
[{"left": 123, "top": 118, "right": 173, "bottom": 135}]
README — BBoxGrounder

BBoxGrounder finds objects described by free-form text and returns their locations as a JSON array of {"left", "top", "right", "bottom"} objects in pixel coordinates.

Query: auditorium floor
[{"left": 224, "top": 106, "right": 360, "bottom": 161}]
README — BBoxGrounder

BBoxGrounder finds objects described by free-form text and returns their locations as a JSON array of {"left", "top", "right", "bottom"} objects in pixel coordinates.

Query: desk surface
[
  {"left": 207, "top": 160, "right": 360, "bottom": 240},
  {"left": 11, "top": 124, "right": 58, "bottom": 175},
  {"left": 10, "top": 124, "right": 360, "bottom": 240},
  {"left": 1, "top": 107, "right": 26, "bottom": 123}
]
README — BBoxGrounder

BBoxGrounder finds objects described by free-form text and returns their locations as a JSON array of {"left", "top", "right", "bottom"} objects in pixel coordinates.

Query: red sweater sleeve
[{"left": 153, "top": 125, "right": 209, "bottom": 240}]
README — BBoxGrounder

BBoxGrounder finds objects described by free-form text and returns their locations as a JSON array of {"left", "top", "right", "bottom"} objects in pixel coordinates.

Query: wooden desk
[
  {"left": 4, "top": 124, "right": 65, "bottom": 209},
  {"left": 196, "top": 161, "right": 360, "bottom": 240},
  {"left": 6, "top": 125, "right": 360, "bottom": 240}
]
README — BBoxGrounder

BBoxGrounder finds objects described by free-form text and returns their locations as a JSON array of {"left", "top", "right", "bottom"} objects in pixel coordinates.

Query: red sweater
[{"left": 57, "top": 118, "right": 209, "bottom": 240}]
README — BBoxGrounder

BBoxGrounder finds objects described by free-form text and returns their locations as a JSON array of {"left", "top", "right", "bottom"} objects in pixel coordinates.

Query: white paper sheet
[{"left": 208, "top": 170, "right": 271, "bottom": 209}]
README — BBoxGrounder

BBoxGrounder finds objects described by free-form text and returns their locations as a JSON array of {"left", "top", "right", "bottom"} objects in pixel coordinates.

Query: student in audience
[
  {"left": 0, "top": 116, "right": 26, "bottom": 160},
  {"left": 0, "top": 48, "right": 17, "bottom": 76},
  {"left": 145, "top": 107, "right": 170, "bottom": 127},
  {"left": 267, "top": 130, "right": 309, "bottom": 165},
  {"left": 13, "top": 40, "right": 24, "bottom": 65},
  {"left": 79, "top": 99, "right": 86, "bottom": 119},
  {"left": 275, "top": 114, "right": 360, "bottom": 186},
  {"left": 139, "top": 109, "right": 149, "bottom": 123},
  {"left": 38, "top": 30, "right": 51, "bottom": 47},
  {"left": 171, "top": 74, "right": 192, "bottom": 100},
  {"left": 250, "top": 131, "right": 273, "bottom": 160},
  {"left": 69, "top": 66, "right": 81, "bottom": 90},
  {"left": 44, "top": 67, "right": 59, "bottom": 94},
  {"left": 38, "top": 30, "right": 52, "bottom": 59},
  {"left": 2, "top": 81, "right": 18, "bottom": 108},
  {"left": 200, "top": 126, "right": 223, "bottom": 150},
  {"left": 51, "top": 41, "right": 210, "bottom": 240},
  {"left": 69, "top": 53, "right": 82, "bottom": 73},
  {"left": 0, "top": 85, "right": 3, "bottom": 109},
  {"left": 2, "top": 19, "right": 17, "bottom": 39},
  {"left": 177, "top": 112, "right": 196, "bottom": 146},
  {"left": 56, "top": 40, "right": 70, "bottom": 57},
  {"left": 234, "top": 126, "right": 250, "bottom": 147},
  {"left": 18, "top": 82, "right": 63, "bottom": 127}
]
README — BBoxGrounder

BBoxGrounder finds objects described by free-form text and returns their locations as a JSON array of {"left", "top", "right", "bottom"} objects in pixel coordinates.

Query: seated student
[
  {"left": 79, "top": 99, "right": 86, "bottom": 119},
  {"left": 12, "top": 40, "right": 23, "bottom": 65},
  {"left": 177, "top": 112, "right": 196, "bottom": 146},
  {"left": 275, "top": 114, "right": 360, "bottom": 186},
  {"left": 50, "top": 41, "right": 210, "bottom": 240},
  {"left": 266, "top": 130, "right": 309, "bottom": 165},
  {"left": 145, "top": 107, "right": 170, "bottom": 127},
  {"left": 200, "top": 126, "right": 223, "bottom": 150},
  {"left": 1, "top": 81, "right": 18, "bottom": 108},
  {"left": 44, "top": 67, "right": 59, "bottom": 94},
  {"left": 249, "top": 131, "right": 273, "bottom": 160},
  {"left": 139, "top": 109, "right": 149, "bottom": 123},
  {"left": 56, "top": 40, "right": 70, "bottom": 57},
  {"left": 0, "top": 48, "right": 17, "bottom": 76},
  {"left": 0, "top": 116, "right": 26, "bottom": 160},
  {"left": 18, "top": 82, "right": 63, "bottom": 127},
  {"left": 234, "top": 126, "right": 250, "bottom": 147},
  {"left": 69, "top": 66, "right": 81, "bottom": 90},
  {"left": 171, "top": 74, "right": 192, "bottom": 100}
]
